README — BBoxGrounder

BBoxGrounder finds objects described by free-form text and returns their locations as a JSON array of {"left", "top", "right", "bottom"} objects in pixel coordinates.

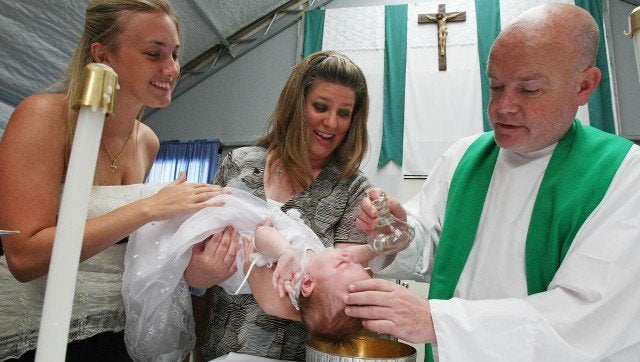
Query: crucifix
[{"left": 418, "top": 4, "right": 466, "bottom": 71}]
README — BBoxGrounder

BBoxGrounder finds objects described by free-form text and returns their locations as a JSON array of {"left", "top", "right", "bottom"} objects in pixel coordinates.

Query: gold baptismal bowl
[{"left": 306, "top": 335, "right": 416, "bottom": 361}]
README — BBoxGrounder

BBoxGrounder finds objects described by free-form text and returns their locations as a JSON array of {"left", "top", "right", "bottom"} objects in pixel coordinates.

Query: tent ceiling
[
  {"left": 0, "top": 0, "right": 327, "bottom": 107},
  {"left": 6, "top": 0, "right": 635, "bottom": 110}
]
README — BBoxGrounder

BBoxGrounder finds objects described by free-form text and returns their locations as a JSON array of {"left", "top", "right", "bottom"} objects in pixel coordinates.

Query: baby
[
  {"left": 123, "top": 187, "right": 384, "bottom": 359},
  {"left": 252, "top": 220, "right": 378, "bottom": 342}
]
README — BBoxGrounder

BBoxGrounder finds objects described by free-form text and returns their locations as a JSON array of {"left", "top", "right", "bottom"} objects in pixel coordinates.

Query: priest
[{"left": 345, "top": 3, "right": 640, "bottom": 361}]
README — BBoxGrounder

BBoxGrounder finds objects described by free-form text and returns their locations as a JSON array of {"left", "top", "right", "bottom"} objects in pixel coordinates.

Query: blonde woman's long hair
[{"left": 48, "top": 0, "right": 180, "bottom": 163}]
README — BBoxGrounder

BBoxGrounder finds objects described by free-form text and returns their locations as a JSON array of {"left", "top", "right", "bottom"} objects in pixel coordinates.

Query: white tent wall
[{"left": 145, "top": 24, "right": 300, "bottom": 146}]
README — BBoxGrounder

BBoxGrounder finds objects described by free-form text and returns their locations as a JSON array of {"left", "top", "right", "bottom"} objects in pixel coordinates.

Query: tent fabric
[
  {"left": 0, "top": 0, "right": 294, "bottom": 138},
  {"left": 0, "top": 1, "right": 291, "bottom": 107}
]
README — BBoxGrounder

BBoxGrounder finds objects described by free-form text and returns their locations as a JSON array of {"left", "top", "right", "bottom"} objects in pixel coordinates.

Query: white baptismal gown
[{"left": 123, "top": 186, "right": 322, "bottom": 362}]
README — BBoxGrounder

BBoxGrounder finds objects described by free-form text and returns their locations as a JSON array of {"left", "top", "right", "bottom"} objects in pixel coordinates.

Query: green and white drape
[{"left": 303, "top": 0, "right": 613, "bottom": 183}]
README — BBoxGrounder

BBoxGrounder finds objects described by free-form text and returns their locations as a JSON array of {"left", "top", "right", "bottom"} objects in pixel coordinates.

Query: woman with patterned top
[{"left": 184, "top": 50, "right": 373, "bottom": 361}]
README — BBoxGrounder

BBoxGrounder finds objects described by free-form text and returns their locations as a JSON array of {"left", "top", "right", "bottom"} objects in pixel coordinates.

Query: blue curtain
[{"left": 146, "top": 139, "right": 221, "bottom": 183}]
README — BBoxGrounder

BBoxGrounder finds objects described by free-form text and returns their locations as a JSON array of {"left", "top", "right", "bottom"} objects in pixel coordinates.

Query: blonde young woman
[{"left": 0, "top": 1, "right": 231, "bottom": 360}]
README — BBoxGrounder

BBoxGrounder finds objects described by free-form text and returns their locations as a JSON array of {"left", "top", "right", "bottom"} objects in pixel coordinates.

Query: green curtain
[
  {"left": 378, "top": 4, "right": 408, "bottom": 168},
  {"left": 474, "top": 0, "right": 501, "bottom": 132},
  {"left": 302, "top": 9, "right": 324, "bottom": 57},
  {"left": 575, "top": 0, "right": 616, "bottom": 133}
]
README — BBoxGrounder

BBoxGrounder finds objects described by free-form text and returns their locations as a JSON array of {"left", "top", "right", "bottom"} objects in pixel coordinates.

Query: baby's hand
[
  {"left": 272, "top": 249, "right": 301, "bottom": 298},
  {"left": 241, "top": 236, "right": 258, "bottom": 274}
]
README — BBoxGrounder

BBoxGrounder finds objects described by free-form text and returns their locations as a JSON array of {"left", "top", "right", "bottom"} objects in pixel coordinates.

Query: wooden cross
[{"left": 418, "top": 4, "right": 466, "bottom": 71}]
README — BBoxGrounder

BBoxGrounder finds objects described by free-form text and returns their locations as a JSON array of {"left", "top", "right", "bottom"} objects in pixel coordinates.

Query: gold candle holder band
[
  {"left": 74, "top": 63, "right": 119, "bottom": 116},
  {"left": 626, "top": 6, "right": 640, "bottom": 37}
]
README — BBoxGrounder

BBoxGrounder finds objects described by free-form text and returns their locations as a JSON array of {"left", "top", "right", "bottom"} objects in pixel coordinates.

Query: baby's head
[{"left": 297, "top": 247, "right": 371, "bottom": 342}]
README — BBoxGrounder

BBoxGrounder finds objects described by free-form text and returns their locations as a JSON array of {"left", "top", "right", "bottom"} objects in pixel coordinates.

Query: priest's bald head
[{"left": 486, "top": 3, "right": 601, "bottom": 153}]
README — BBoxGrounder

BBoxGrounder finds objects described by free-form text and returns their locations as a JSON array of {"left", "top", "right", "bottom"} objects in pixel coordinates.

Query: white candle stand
[{"left": 35, "top": 63, "right": 118, "bottom": 362}]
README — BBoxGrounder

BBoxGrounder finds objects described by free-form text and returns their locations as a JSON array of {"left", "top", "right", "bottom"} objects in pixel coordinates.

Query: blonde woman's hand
[{"left": 144, "top": 172, "right": 230, "bottom": 221}]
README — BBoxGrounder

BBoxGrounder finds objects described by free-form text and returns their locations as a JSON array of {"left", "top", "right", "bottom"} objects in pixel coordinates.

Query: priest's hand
[
  {"left": 343, "top": 278, "right": 435, "bottom": 344},
  {"left": 184, "top": 226, "right": 239, "bottom": 289},
  {"left": 356, "top": 188, "right": 408, "bottom": 234}
]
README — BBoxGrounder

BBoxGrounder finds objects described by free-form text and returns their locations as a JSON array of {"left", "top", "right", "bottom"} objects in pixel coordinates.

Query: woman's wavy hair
[{"left": 255, "top": 50, "right": 369, "bottom": 190}]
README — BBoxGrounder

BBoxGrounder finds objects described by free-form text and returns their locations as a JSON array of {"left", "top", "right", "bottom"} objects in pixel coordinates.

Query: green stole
[{"left": 425, "top": 120, "right": 631, "bottom": 362}]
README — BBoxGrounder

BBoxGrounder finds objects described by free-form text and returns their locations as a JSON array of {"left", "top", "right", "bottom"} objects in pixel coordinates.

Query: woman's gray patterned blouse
[{"left": 201, "top": 146, "right": 372, "bottom": 361}]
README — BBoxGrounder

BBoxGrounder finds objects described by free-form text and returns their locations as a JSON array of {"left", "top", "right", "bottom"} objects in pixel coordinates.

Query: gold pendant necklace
[{"left": 102, "top": 127, "right": 133, "bottom": 172}]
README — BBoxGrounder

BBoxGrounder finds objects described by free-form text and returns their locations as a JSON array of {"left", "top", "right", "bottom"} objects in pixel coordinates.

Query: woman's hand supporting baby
[{"left": 184, "top": 226, "right": 239, "bottom": 289}]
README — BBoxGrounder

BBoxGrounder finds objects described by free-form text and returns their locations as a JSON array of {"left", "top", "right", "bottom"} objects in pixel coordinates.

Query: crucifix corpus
[{"left": 418, "top": 4, "right": 466, "bottom": 71}]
